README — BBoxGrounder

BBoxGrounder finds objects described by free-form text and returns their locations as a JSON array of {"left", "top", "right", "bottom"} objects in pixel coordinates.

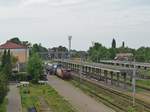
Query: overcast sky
[{"left": 0, "top": 0, "right": 150, "bottom": 50}]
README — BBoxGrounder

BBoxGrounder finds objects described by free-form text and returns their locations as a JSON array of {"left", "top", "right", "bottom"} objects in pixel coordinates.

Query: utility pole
[
  {"left": 68, "top": 36, "right": 72, "bottom": 59},
  {"left": 79, "top": 53, "right": 83, "bottom": 86},
  {"left": 132, "top": 59, "right": 136, "bottom": 107}
]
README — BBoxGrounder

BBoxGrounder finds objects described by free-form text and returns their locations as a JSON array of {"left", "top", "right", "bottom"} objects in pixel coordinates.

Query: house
[
  {"left": 115, "top": 53, "right": 133, "bottom": 61},
  {"left": 0, "top": 41, "right": 29, "bottom": 71}
]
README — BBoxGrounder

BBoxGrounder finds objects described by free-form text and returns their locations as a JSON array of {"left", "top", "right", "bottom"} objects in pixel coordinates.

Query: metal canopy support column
[
  {"left": 99, "top": 69, "right": 102, "bottom": 81},
  {"left": 110, "top": 72, "right": 113, "bottom": 85},
  {"left": 123, "top": 73, "right": 127, "bottom": 89},
  {"left": 117, "top": 72, "right": 120, "bottom": 86},
  {"left": 104, "top": 70, "right": 108, "bottom": 84},
  {"left": 85, "top": 66, "right": 88, "bottom": 75},
  {"left": 89, "top": 67, "right": 92, "bottom": 77}
]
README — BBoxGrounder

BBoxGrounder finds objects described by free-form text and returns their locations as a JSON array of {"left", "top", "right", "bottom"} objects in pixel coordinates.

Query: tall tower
[{"left": 68, "top": 36, "right": 72, "bottom": 59}]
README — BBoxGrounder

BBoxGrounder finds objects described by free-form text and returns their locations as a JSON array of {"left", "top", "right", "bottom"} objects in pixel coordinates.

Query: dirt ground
[{"left": 47, "top": 75, "right": 115, "bottom": 112}]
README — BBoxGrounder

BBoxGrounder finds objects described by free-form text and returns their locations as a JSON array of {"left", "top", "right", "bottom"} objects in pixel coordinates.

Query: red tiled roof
[{"left": 0, "top": 41, "right": 27, "bottom": 49}]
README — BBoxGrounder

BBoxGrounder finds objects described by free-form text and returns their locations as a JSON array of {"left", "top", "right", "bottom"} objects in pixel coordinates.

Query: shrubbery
[
  {"left": 0, "top": 72, "right": 8, "bottom": 104},
  {"left": 0, "top": 50, "right": 12, "bottom": 104},
  {"left": 10, "top": 72, "right": 32, "bottom": 81},
  {"left": 27, "top": 53, "right": 43, "bottom": 83}
]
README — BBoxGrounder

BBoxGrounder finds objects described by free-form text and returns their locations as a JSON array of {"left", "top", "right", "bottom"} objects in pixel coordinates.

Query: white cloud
[
  {"left": 20, "top": 0, "right": 88, "bottom": 7},
  {"left": 0, "top": 0, "right": 150, "bottom": 50},
  {"left": 21, "top": 0, "right": 48, "bottom": 6}
]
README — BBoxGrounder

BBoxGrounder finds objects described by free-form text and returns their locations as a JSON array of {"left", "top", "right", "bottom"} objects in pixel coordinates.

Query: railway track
[{"left": 71, "top": 73, "right": 150, "bottom": 112}]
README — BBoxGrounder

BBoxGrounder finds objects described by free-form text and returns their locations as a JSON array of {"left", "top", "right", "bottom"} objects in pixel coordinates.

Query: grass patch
[
  {"left": 136, "top": 80, "right": 150, "bottom": 89},
  {"left": 20, "top": 84, "right": 77, "bottom": 112},
  {"left": 0, "top": 98, "right": 7, "bottom": 112}
]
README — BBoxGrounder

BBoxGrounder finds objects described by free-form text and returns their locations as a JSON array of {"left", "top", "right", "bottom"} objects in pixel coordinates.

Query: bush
[
  {"left": 23, "top": 87, "right": 30, "bottom": 94},
  {"left": 0, "top": 72, "right": 8, "bottom": 104},
  {"left": 128, "top": 107, "right": 136, "bottom": 112},
  {"left": 9, "top": 72, "right": 32, "bottom": 81}
]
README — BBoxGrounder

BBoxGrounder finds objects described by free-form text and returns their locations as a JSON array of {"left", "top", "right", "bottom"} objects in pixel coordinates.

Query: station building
[{"left": 0, "top": 41, "right": 29, "bottom": 71}]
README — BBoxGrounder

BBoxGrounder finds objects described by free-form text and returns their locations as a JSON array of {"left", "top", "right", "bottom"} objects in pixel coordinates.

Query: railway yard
[
  {"left": 5, "top": 59, "right": 150, "bottom": 112},
  {"left": 52, "top": 59, "right": 150, "bottom": 112}
]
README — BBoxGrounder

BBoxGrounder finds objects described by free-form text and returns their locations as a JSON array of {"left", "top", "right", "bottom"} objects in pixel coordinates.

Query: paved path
[
  {"left": 48, "top": 75, "right": 115, "bottom": 112},
  {"left": 7, "top": 84, "right": 22, "bottom": 112}
]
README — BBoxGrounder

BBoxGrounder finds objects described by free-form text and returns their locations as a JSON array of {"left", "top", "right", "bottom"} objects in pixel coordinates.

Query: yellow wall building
[{"left": 0, "top": 41, "right": 29, "bottom": 63}]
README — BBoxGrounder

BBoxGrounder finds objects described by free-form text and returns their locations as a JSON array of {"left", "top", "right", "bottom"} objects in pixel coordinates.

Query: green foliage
[
  {"left": 117, "top": 47, "right": 135, "bottom": 54},
  {"left": 6, "top": 50, "right": 12, "bottom": 77},
  {"left": 51, "top": 46, "right": 68, "bottom": 52},
  {"left": 1, "top": 50, "right": 7, "bottom": 68},
  {"left": 31, "top": 43, "right": 48, "bottom": 60},
  {"left": 112, "top": 38, "right": 116, "bottom": 48},
  {"left": 22, "top": 41, "right": 31, "bottom": 48},
  {"left": 50, "top": 46, "right": 68, "bottom": 59},
  {"left": 135, "top": 47, "right": 150, "bottom": 62},
  {"left": 9, "top": 37, "right": 22, "bottom": 45},
  {"left": 128, "top": 107, "right": 136, "bottom": 112},
  {"left": 27, "top": 53, "right": 43, "bottom": 83},
  {"left": 31, "top": 43, "right": 48, "bottom": 54},
  {"left": 20, "top": 84, "right": 76, "bottom": 112},
  {"left": 9, "top": 72, "right": 29, "bottom": 81},
  {"left": 88, "top": 40, "right": 150, "bottom": 62},
  {"left": 122, "top": 41, "right": 125, "bottom": 48},
  {"left": 88, "top": 43, "right": 110, "bottom": 62},
  {"left": 71, "top": 50, "right": 88, "bottom": 59},
  {"left": 136, "top": 79, "right": 150, "bottom": 89},
  {"left": 0, "top": 72, "right": 8, "bottom": 104},
  {"left": 11, "top": 55, "right": 18, "bottom": 66},
  {"left": 0, "top": 50, "right": 11, "bottom": 106},
  {"left": 9, "top": 37, "right": 31, "bottom": 48},
  {"left": 1, "top": 50, "right": 12, "bottom": 79},
  {"left": 0, "top": 98, "right": 7, "bottom": 112},
  {"left": 109, "top": 48, "right": 116, "bottom": 59}
]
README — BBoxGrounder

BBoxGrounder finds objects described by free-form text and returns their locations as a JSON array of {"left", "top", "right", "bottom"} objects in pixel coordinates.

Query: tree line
[
  {"left": 8, "top": 37, "right": 150, "bottom": 62},
  {"left": 88, "top": 38, "right": 150, "bottom": 62}
]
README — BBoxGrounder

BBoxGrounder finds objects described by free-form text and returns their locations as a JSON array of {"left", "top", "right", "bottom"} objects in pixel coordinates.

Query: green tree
[
  {"left": 6, "top": 50, "right": 12, "bottom": 78},
  {"left": 27, "top": 53, "right": 43, "bottom": 83},
  {"left": 1, "top": 50, "right": 7, "bottom": 68},
  {"left": 122, "top": 41, "right": 125, "bottom": 48},
  {"left": 32, "top": 43, "right": 48, "bottom": 53},
  {"left": 88, "top": 43, "right": 110, "bottom": 62},
  {"left": 31, "top": 43, "right": 48, "bottom": 54},
  {"left": 31, "top": 43, "right": 48, "bottom": 60},
  {"left": 135, "top": 47, "right": 150, "bottom": 62},
  {"left": 109, "top": 48, "right": 116, "bottom": 59},
  {"left": 9, "top": 37, "right": 22, "bottom": 45},
  {"left": 22, "top": 41, "right": 31, "bottom": 48},
  {"left": 11, "top": 56, "right": 18, "bottom": 66},
  {"left": 0, "top": 72, "right": 8, "bottom": 103},
  {"left": 51, "top": 46, "right": 68, "bottom": 52},
  {"left": 110, "top": 38, "right": 117, "bottom": 59},
  {"left": 1, "top": 50, "right": 12, "bottom": 79},
  {"left": 112, "top": 38, "right": 116, "bottom": 49},
  {"left": 0, "top": 50, "right": 9, "bottom": 104},
  {"left": 8, "top": 37, "right": 31, "bottom": 48},
  {"left": 32, "top": 44, "right": 40, "bottom": 54}
]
